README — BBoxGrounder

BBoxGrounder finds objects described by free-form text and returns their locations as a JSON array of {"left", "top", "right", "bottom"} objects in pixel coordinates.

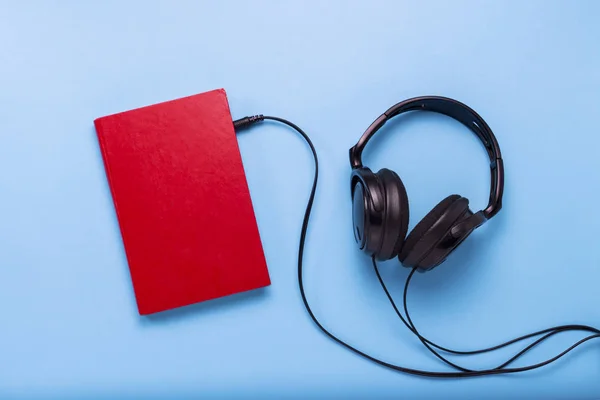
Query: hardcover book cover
[{"left": 94, "top": 89, "right": 270, "bottom": 315}]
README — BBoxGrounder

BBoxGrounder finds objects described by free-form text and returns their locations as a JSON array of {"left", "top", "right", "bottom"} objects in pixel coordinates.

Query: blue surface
[{"left": 1, "top": 1, "right": 600, "bottom": 398}]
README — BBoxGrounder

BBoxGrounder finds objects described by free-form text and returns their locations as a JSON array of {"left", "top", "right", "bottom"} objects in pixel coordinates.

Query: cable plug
[{"left": 233, "top": 114, "right": 264, "bottom": 131}]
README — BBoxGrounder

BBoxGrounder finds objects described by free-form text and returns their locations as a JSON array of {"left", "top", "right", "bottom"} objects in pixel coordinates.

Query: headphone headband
[{"left": 349, "top": 96, "right": 504, "bottom": 219}]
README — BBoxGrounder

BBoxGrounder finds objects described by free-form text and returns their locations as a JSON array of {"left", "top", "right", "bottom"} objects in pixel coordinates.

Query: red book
[{"left": 94, "top": 89, "right": 270, "bottom": 315}]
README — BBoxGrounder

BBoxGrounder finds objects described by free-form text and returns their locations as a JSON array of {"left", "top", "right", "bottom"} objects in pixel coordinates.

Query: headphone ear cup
[
  {"left": 376, "top": 168, "right": 409, "bottom": 260},
  {"left": 399, "top": 195, "right": 469, "bottom": 270},
  {"left": 351, "top": 167, "right": 385, "bottom": 256}
]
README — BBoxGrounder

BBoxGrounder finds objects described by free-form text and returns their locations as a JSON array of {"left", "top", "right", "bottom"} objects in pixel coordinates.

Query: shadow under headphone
[{"left": 349, "top": 96, "right": 504, "bottom": 271}]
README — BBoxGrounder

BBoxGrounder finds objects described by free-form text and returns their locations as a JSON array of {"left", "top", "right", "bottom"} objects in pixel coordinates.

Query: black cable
[
  {"left": 399, "top": 265, "right": 600, "bottom": 372},
  {"left": 233, "top": 114, "right": 600, "bottom": 378},
  {"left": 373, "top": 260, "right": 599, "bottom": 372},
  {"left": 373, "top": 260, "right": 599, "bottom": 359}
]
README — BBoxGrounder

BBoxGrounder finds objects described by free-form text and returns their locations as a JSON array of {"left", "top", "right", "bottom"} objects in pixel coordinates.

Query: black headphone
[
  {"left": 235, "top": 103, "right": 600, "bottom": 377},
  {"left": 349, "top": 96, "right": 505, "bottom": 272}
]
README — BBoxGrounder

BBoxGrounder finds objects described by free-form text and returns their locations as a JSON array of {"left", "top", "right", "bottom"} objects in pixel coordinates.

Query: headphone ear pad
[
  {"left": 351, "top": 167, "right": 385, "bottom": 257},
  {"left": 376, "top": 168, "right": 410, "bottom": 260},
  {"left": 399, "top": 195, "right": 469, "bottom": 269}
]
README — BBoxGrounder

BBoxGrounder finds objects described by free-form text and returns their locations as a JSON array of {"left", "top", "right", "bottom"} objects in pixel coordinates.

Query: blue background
[{"left": 1, "top": 1, "right": 599, "bottom": 398}]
